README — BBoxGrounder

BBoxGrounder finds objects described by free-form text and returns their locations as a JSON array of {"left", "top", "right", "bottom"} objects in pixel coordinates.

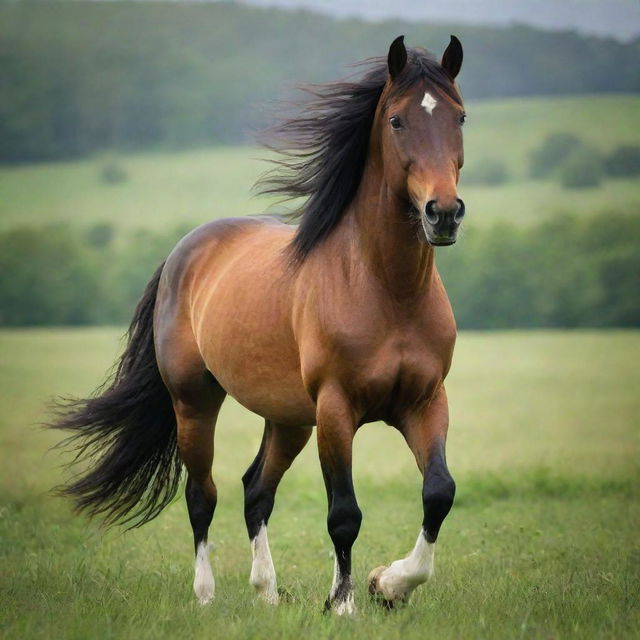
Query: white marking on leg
[
  {"left": 329, "top": 555, "right": 355, "bottom": 616},
  {"left": 193, "top": 541, "right": 215, "bottom": 604},
  {"left": 421, "top": 91, "right": 438, "bottom": 115},
  {"left": 329, "top": 555, "right": 339, "bottom": 598},
  {"left": 332, "top": 590, "right": 355, "bottom": 616},
  {"left": 376, "top": 530, "right": 435, "bottom": 602},
  {"left": 250, "top": 522, "right": 278, "bottom": 604}
]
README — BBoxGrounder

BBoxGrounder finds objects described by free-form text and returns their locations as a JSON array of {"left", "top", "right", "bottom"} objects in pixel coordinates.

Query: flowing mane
[{"left": 256, "top": 47, "right": 462, "bottom": 263}]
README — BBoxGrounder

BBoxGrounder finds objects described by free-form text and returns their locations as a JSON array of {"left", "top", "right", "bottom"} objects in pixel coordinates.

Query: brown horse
[{"left": 53, "top": 35, "right": 466, "bottom": 614}]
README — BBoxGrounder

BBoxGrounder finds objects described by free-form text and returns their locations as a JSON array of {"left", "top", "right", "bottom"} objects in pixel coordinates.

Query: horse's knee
[
  {"left": 328, "top": 495, "right": 362, "bottom": 552},
  {"left": 422, "top": 457, "right": 455, "bottom": 543}
]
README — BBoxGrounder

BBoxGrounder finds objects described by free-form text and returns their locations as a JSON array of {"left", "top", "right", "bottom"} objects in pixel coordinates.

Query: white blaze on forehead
[{"left": 421, "top": 91, "right": 438, "bottom": 115}]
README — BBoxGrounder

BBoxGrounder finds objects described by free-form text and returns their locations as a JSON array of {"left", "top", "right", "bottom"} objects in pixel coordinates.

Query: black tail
[{"left": 51, "top": 261, "right": 182, "bottom": 528}]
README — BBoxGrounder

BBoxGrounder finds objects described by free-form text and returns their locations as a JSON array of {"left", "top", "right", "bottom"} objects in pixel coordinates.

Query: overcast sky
[{"left": 240, "top": 0, "right": 640, "bottom": 40}]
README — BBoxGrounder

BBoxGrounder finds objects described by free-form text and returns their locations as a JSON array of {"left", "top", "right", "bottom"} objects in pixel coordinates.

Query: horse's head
[{"left": 377, "top": 36, "right": 465, "bottom": 246}]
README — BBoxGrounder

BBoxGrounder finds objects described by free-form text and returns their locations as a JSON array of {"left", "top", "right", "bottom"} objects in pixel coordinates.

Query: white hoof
[
  {"left": 250, "top": 566, "right": 279, "bottom": 605},
  {"left": 368, "top": 562, "right": 430, "bottom": 604},
  {"left": 193, "top": 542, "right": 215, "bottom": 605},
  {"left": 331, "top": 593, "right": 356, "bottom": 616},
  {"left": 250, "top": 523, "right": 278, "bottom": 605},
  {"left": 253, "top": 585, "right": 279, "bottom": 605},
  {"left": 368, "top": 533, "right": 435, "bottom": 605}
]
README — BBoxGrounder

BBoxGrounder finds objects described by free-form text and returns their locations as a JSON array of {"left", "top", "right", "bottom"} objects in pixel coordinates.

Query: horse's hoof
[
  {"left": 255, "top": 588, "right": 279, "bottom": 605},
  {"left": 323, "top": 595, "right": 356, "bottom": 616},
  {"left": 194, "top": 585, "right": 214, "bottom": 605},
  {"left": 367, "top": 566, "right": 386, "bottom": 594},
  {"left": 367, "top": 566, "right": 398, "bottom": 610},
  {"left": 193, "top": 575, "right": 215, "bottom": 605},
  {"left": 194, "top": 543, "right": 215, "bottom": 604}
]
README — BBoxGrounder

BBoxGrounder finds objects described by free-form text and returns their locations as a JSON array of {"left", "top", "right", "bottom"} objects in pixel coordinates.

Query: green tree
[{"left": 529, "top": 133, "right": 584, "bottom": 179}]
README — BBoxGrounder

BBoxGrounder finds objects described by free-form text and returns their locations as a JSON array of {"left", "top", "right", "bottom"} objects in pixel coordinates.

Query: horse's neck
[{"left": 345, "top": 160, "right": 435, "bottom": 299}]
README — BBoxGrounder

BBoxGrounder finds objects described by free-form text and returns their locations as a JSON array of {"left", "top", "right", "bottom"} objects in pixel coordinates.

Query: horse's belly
[
  {"left": 229, "top": 382, "right": 315, "bottom": 427},
  {"left": 211, "top": 349, "right": 316, "bottom": 427}
]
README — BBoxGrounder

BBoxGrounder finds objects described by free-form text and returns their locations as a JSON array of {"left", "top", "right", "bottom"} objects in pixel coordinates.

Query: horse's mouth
[
  {"left": 427, "top": 236, "right": 457, "bottom": 247},
  {"left": 416, "top": 226, "right": 457, "bottom": 247}
]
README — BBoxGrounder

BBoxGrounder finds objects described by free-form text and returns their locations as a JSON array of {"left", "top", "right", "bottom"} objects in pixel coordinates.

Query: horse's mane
[{"left": 255, "top": 47, "right": 462, "bottom": 264}]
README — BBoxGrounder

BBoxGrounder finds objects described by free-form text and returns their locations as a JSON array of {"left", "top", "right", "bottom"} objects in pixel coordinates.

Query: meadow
[
  {"left": 1, "top": 90, "right": 639, "bottom": 637},
  {"left": 1, "top": 95, "right": 639, "bottom": 232},
  {"left": 1, "top": 329, "right": 638, "bottom": 639}
]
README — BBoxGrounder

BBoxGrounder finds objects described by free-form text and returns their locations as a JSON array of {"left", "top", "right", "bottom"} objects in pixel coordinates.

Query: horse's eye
[
  {"left": 389, "top": 115, "right": 403, "bottom": 130},
  {"left": 459, "top": 113, "right": 466, "bottom": 125}
]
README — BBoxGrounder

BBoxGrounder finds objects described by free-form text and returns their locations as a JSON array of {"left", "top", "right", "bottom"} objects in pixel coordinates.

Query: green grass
[
  {"left": 1, "top": 95, "right": 639, "bottom": 232},
  {"left": 0, "top": 147, "right": 268, "bottom": 232},
  {"left": 1, "top": 329, "right": 638, "bottom": 638}
]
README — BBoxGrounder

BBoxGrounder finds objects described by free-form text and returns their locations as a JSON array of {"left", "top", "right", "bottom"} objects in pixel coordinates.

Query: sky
[{"left": 240, "top": 0, "right": 640, "bottom": 40}]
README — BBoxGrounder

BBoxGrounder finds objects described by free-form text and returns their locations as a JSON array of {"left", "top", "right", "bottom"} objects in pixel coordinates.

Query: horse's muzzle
[{"left": 421, "top": 198, "right": 465, "bottom": 246}]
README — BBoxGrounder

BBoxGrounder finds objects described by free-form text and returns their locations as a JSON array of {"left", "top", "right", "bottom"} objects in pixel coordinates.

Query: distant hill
[
  {"left": 243, "top": 0, "right": 640, "bottom": 41},
  {"left": 1, "top": 1, "right": 639, "bottom": 162},
  {"left": 2, "top": 95, "right": 638, "bottom": 232}
]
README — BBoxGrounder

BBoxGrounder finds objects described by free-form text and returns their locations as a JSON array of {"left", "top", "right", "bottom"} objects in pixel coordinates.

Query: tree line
[
  {"left": 1, "top": 1, "right": 639, "bottom": 163},
  {"left": 1, "top": 213, "right": 637, "bottom": 328}
]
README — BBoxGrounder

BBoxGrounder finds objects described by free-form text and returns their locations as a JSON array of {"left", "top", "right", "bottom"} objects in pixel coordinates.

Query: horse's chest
[
  {"left": 300, "top": 287, "right": 456, "bottom": 422},
  {"left": 324, "top": 327, "right": 452, "bottom": 422},
  {"left": 358, "top": 345, "right": 445, "bottom": 419}
]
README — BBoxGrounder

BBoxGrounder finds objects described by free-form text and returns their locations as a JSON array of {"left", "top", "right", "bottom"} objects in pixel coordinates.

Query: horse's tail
[{"left": 51, "top": 261, "right": 182, "bottom": 528}]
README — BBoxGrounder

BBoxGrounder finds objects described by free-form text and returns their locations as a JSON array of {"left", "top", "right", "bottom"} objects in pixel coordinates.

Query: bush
[
  {"left": 604, "top": 145, "right": 640, "bottom": 177},
  {"left": 0, "top": 226, "right": 106, "bottom": 325},
  {"left": 462, "top": 158, "right": 510, "bottom": 186},
  {"left": 100, "top": 159, "right": 128, "bottom": 185},
  {"left": 85, "top": 223, "right": 115, "bottom": 249},
  {"left": 558, "top": 150, "right": 603, "bottom": 189},
  {"left": 529, "top": 133, "right": 584, "bottom": 178},
  {"left": 438, "top": 212, "right": 640, "bottom": 328}
]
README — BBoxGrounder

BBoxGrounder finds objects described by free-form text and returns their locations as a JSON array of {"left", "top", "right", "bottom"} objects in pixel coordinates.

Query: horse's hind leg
[
  {"left": 172, "top": 376, "right": 226, "bottom": 605},
  {"left": 242, "top": 421, "right": 312, "bottom": 604},
  {"left": 368, "top": 387, "right": 455, "bottom": 607}
]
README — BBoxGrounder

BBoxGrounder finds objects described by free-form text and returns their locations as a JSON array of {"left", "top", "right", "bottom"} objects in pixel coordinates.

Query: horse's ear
[
  {"left": 441, "top": 35, "right": 463, "bottom": 80},
  {"left": 387, "top": 35, "right": 407, "bottom": 80}
]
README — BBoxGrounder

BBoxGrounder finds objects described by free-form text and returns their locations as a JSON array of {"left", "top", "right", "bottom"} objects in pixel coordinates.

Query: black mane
[{"left": 255, "top": 47, "right": 462, "bottom": 264}]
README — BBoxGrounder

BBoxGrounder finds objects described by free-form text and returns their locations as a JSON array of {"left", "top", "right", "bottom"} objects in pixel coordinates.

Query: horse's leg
[
  {"left": 316, "top": 389, "right": 362, "bottom": 615},
  {"left": 174, "top": 380, "right": 226, "bottom": 605},
  {"left": 368, "top": 387, "right": 455, "bottom": 607},
  {"left": 242, "top": 421, "right": 312, "bottom": 604}
]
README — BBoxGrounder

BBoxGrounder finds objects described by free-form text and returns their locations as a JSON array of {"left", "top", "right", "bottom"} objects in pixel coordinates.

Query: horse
[{"left": 53, "top": 34, "right": 466, "bottom": 614}]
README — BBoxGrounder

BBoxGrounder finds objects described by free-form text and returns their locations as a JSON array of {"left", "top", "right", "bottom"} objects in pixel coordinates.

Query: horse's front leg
[
  {"left": 316, "top": 387, "right": 362, "bottom": 616},
  {"left": 368, "top": 387, "right": 455, "bottom": 607}
]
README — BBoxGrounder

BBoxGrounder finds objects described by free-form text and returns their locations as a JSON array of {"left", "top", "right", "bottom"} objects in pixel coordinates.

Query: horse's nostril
[
  {"left": 425, "top": 200, "right": 439, "bottom": 225},
  {"left": 454, "top": 198, "right": 465, "bottom": 223}
]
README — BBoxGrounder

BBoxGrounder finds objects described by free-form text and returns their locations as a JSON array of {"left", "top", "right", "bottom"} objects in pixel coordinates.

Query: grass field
[
  {"left": 1, "top": 95, "right": 639, "bottom": 232},
  {"left": 1, "top": 329, "right": 638, "bottom": 639}
]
